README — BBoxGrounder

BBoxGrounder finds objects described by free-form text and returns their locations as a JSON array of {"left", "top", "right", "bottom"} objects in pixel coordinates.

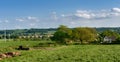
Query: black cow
[{"left": 18, "top": 45, "right": 29, "bottom": 50}]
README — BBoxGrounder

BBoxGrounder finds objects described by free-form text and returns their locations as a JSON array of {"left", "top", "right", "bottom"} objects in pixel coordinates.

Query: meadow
[{"left": 0, "top": 40, "right": 120, "bottom": 62}]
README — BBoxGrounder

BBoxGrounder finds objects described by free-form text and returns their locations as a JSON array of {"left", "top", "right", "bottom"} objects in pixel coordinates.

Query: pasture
[{"left": 0, "top": 40, "right": 120, "bottom": 62}]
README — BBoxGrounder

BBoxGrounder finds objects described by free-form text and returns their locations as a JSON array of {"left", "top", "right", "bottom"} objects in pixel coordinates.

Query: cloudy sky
[{"left": 0, "top": 0, "right": 120, "bottom": 30}]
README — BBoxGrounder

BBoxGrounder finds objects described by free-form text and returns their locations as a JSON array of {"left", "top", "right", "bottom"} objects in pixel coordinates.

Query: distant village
[{"left": 0, "top": 27, "right": 120, "bottom": 44}]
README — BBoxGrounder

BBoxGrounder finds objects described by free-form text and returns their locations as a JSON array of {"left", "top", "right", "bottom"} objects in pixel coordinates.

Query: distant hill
[
  {"left": 95, "top": 27, "right": 120, "bottom": 33},
  {"left": 0, "top": 28, "right": 57, "bottom": 36},
  {"left": 0, "top": 27, "right": 120, "bottom": 36}
]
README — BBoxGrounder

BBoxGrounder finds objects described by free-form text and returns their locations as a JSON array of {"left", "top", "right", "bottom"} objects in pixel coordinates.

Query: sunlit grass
[{"left": 0, "top": 40, "right": 120, "bottom": 62}]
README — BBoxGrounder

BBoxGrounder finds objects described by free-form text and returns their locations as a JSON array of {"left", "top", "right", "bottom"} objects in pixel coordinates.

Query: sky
[{"left": 0, "top": 0, "right": 120, "bottom": 30}]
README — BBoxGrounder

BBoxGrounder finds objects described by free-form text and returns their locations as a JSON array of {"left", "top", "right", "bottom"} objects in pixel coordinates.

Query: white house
[{"left": 103, "top": 36, "right": 116, "bottom": 43}]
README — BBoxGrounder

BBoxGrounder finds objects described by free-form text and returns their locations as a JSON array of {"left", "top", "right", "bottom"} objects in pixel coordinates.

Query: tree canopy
[
  {"left": 51, "top": 25, "right": 98, "bottom": 44},
  {"left": 51, "top": 25, "right": 72, "bottom": 43},
  {"left": 72, "top": 27, "right": 97, "bottom": 43},
  {"left": 100, "top": 30, "right": 119, "bottom": 38}
]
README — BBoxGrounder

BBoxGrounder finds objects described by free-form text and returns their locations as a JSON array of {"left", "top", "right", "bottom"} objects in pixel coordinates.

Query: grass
[{"left": 0, "top": 40, "right": 120, "bottom": 62}]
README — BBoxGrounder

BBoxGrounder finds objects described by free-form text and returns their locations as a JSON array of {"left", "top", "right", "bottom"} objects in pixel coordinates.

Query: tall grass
[{"left": 0, "top": 40, "right": 120, "bottom": 62}]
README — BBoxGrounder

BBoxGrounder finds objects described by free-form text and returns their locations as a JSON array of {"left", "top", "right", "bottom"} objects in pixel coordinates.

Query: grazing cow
[{"left": 18, "top": 45, "right": 30, "bottom": 50}]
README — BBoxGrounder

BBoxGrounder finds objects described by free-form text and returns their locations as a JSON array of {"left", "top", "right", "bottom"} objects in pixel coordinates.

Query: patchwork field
[{"left": 0, "top": 41, "right": 120, "bottom": 62}]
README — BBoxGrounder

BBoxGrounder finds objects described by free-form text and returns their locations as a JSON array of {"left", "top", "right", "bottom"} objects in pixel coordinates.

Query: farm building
[{"left": 103, "top": 36, "right": 116, "bottom": 43}]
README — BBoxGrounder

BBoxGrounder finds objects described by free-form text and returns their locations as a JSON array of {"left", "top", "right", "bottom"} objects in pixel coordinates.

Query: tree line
[
  {"left": 51, "top": 25, "right": 97, "bottom": 44},
  {"left": 0, "top": 26, "right": 120, "bottom": 44},
  {"left": 51, "top": 25, "right": 120, "bottom": 44}
]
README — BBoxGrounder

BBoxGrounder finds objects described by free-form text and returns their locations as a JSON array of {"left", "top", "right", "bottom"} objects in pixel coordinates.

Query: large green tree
[
  {"left": 52, "top": 25, "right": 97, "bottom": 44},
  {"left": 72, "top": 27, "right": 97, "bottom": 44},
  {"left": 51, "top": 25, "right": 72, "bottom": 43},
  {"left": 100, "top": 30, "right": 119, "bottom": 38}
]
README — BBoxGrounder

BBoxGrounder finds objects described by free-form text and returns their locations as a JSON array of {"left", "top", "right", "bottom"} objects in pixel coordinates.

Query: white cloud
[
  {"left": 52, "top": 7, "right": 120, "bottom": 27},
  {"left": 110, "top": 12, "right": 120, "bottom": 16},
  {"left": 2, "top": 7, "right": 120, "bottom": 29},
  {"left": 16, "top": 19, "right": 25, "bottom": 22},
  {"left": 27, "top": 16, "right": 39, "bottom": 22},
  {"left": 61, "top": 14, "right": 65, "bottom": 17},
  {"left": 70, "top": 22, "right": 76, "bottom": 25},
  {"left": 51, "top": 12, "right": 58, "bottom": 20},
  {"left": 5, "top": 20, "right": 9, "bottom": 23},
  {"left": 75, "top": 13, "right": 91, "bottom": 19},
  {"left": 75, "top": 10, "right": 92, "bottom": 19},
  {"left": 0, "top": 21, "right": 2, "bottom": 23},
  {"left": 27, "top": 16, "right": 36, "bottom": 20},
  {"left": 30, "top": 23, "right": 35, "bottom": 26},
  {"left": 61, "top": 8, "right": 120, "bottom": 20},
  {"left": 112, "top": 8, "right": 120, "bottom": 12},
  {"left": 75, "top": 10, "right": 112, "bottom": 19},
  {"left": 16, "top": 16, "right": 40, "bottom": 22}
]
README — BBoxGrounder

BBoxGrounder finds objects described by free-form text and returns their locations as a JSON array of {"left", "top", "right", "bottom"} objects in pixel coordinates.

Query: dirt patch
[{"left": 0, "top": 52, "right": 21, "bottom": 60}]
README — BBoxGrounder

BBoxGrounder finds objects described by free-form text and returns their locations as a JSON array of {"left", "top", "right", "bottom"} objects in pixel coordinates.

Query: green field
[{"left": 0, "top": 41, "right": 120, "bottom": 62}]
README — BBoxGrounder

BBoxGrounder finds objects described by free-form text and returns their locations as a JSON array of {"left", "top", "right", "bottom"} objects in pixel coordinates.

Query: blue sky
[{"left": 0, "top": 0, "right": 120, "bottom": 30}]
